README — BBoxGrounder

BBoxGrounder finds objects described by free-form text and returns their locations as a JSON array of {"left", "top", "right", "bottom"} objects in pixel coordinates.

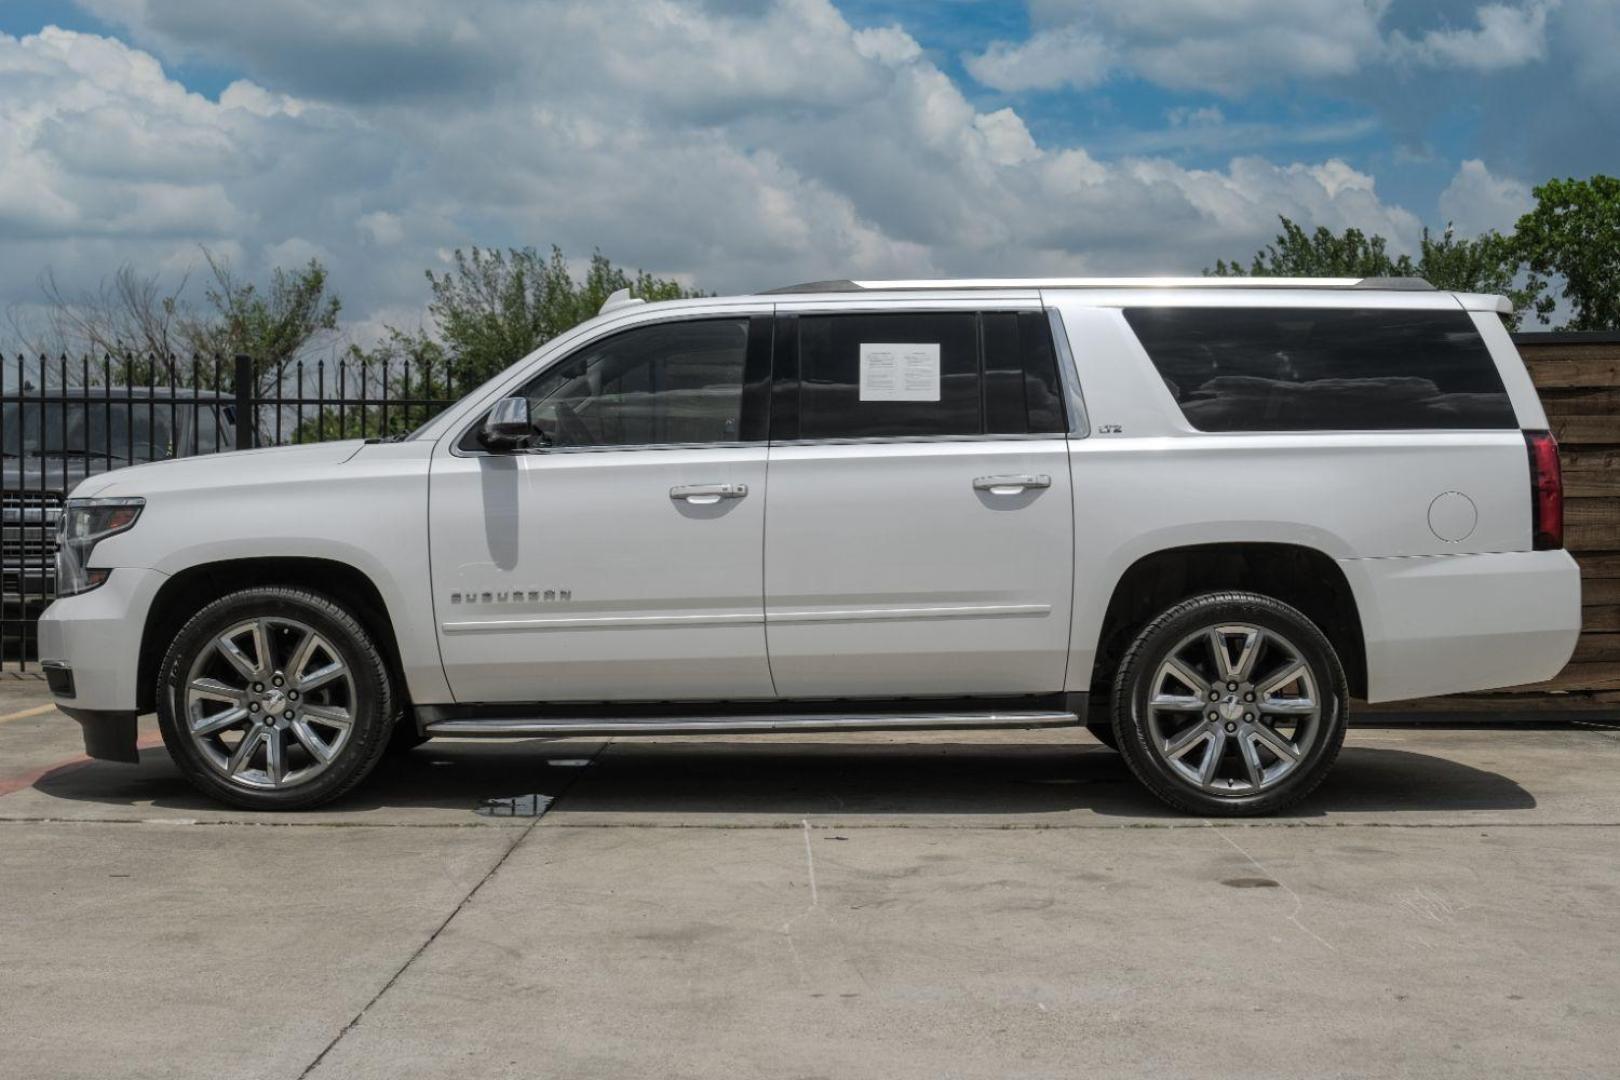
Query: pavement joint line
[
  {"left": 517, "top": 818, "right": 1620, "bottom": 830},
  {"left": 3, "top": 815, "right": 1620, "bottom": 831},
  {"left": 1208, "top": 821, "right": 1336, "bottom": 952},
  {"left": 293, "top": 739, "right": 607, "bottom": 1080}
]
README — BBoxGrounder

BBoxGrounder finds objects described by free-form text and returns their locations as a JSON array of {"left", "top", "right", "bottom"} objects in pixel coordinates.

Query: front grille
[
  {"left": 1, "top": 491, "right": 63, "bottom": 579},
  {"left": 1, "top": 489, "right": 65, "bottom": 519}
]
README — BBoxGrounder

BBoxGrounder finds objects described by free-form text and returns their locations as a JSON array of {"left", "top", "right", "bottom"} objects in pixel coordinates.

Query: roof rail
[
  {"left": 758, "top": 279, "right": 865, "bottom": 294},
  {"left": 1351, "top": 277, "right": 1436, "bottom": 291},
  {"left": 760, "top": 276, "right": 1436, "bottom": 294}
]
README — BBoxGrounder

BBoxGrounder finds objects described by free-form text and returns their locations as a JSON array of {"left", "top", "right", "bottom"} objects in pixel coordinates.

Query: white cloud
[
  {"left": 1390, "top": 1, "right": 1559, "bottom": 71},
  {"left": 972, "top": 0, "right": 1389, "bottom": 96},
  {"left": 1549, "top": 0, "right": 1618, "bottom": 86},
  {"left": 217, "top": 79, "right": 306, "bottom": 118},
  {"left": 357, "top": 211, "right": 404, "bottom": 247},
  {"left": 1168, "top": 106, "right": 1224, "bottom": 128},
  {"left": 851, "top": 24, "right": 921, "bottom": 66},
  {"left": 0, "top": 3, "right": 1439, "bottom": 344},
  {"left": 74, "top": 0, "right": 499, "bottom": 103},
  {"left": 1439, "top": 159, "right": 1534, "bottom": 235},
  {"left": 969, "top": 0, "right": 1562, "bottom": 96},
  {"left": 963, "top": 24, "right": 1110, "bottom": 93},
  {"left": 1109, "top": 113, "right": 1379, "bottom": 156}
]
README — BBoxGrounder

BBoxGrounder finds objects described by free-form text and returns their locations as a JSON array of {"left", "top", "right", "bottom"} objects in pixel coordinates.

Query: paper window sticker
[{"left": 858, "top": 342, "right": 940, "bottom": 402}]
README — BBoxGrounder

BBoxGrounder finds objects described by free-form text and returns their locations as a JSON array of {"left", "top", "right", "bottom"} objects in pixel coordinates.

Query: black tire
[
  {"left": 1111, "top": 591, "right": 1347, "bottom": 817},
  {"left": 156, "top": 586, "right": 395, "bottom": 810}
]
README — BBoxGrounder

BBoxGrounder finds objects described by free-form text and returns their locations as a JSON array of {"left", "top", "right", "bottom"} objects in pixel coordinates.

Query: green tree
[
  {"left": 412, "top": 246, "right": 702, "bottom": 387},
  {"left": 1209, "top": 216, "right": 1541, "bottom": 328},
  {"left": 1210, "top": 218, "right": 1410, "bottom": 279},
  {"left": 1415, "top": 226, "right": 1540, "bottom": 326},
  {"left": 29, "top": 248, "right": 340, "bottom": 389},
  {"left": 294, "top": 246, "right": 698, "bottom": 442},
  {"left": 178, "top": 250, "right": 341, "bottom": 392},
  {"left": 291, "top": 333, "right": 449, "bottom": 442},
  {"left": 1511, "top": 175, "right": 1620, "bottom": 330}
]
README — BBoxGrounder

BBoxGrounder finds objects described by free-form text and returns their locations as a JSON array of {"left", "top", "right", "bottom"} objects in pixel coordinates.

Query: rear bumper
[{"left": 1340, "top": 549, "right": 1581, "bottom": 702}]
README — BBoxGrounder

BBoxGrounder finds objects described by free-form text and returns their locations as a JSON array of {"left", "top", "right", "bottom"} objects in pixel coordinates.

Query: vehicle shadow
[{"left": 27, "top": 736, "right": 1536, "bottom": 818}]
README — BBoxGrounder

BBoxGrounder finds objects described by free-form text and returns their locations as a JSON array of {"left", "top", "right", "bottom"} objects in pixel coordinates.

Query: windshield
[{"left": 0, "top": 401, "right": 234, "bottom": 461}]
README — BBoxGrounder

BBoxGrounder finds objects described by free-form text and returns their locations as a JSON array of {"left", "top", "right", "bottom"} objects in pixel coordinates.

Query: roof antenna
[{"left": 599, "top": 287, "right": 645, "bottom": 316}]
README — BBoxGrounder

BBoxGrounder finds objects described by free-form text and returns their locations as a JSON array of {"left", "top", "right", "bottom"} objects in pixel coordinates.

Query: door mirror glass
[{"left": 479, "top": 396, "right": 533, "bottom": 451}]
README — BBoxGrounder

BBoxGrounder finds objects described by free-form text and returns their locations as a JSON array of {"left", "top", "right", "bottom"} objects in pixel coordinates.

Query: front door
[
  {"left": 429, "top": 313, "right": 776, "bottom": 703},
  {"left": 763, "top": 307, "right": 1075, "bottom": 698}
]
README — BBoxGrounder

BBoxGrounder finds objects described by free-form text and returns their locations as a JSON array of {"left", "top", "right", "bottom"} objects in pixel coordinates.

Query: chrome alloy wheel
[
  {"left": 183, "top": 617, "right": 357, "bottom": 790},
  {"left": 1145, "top": 622, "right": 1322, "bottom": 796}
]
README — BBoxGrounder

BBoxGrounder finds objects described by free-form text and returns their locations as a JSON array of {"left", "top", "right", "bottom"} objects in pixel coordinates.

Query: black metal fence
[{"left": 1, "top": 352, "right": 469, "bottom": 670}]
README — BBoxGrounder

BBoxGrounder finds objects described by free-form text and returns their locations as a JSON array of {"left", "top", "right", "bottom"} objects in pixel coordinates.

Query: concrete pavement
[{"left": 2, "top": 680, "right": 1618, "bottom": 1079}]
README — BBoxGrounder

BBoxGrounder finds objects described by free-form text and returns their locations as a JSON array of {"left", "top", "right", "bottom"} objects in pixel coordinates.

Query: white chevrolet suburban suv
[{"left": 38, "top": 277, "right": 1581, "bottom": 816}]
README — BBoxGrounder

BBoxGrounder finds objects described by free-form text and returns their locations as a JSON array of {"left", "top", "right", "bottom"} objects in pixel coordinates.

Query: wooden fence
[{"left": 1393, "top": 331, "right": 1620, "bottom": 713}]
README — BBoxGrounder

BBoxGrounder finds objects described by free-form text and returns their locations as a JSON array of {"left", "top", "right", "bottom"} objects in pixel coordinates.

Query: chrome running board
[{"left": 422, "top": 710, "right": 1080, "bottom": 738}]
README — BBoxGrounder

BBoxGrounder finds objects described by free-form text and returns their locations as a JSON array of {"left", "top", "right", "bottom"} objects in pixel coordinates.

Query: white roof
[{"left": 850, "top": 276, "right": 1374, "bottom": 290}]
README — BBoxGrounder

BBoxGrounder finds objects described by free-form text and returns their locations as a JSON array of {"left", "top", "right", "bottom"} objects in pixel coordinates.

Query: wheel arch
[
  {"left": 1088, "top": 542, "right": 1366, "bottom": 701},
  {"left": 137, "top": 557, "right": 407, "bottom": 714}
]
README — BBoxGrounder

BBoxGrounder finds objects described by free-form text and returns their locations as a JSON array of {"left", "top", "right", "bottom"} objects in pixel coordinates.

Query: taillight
[{"left": 1525, "top": 430, "right": 1563, "bottom": 551}]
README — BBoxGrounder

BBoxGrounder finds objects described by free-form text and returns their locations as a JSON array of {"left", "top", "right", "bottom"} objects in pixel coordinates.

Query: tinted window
[
  {"left": 1123, "top": 307, "right": 1516, "bottom": 432},
  {"left": 983, "top": 311, "right": 1065, "bottom": 435},
  {"left": 797, "top": 312, "right": 980, "bottom": 438},
  {"left": 2, "top": 401, "right": 180, "bottom": 462},
  {"left": 793, "top": 311, "right": 1064, "bottom": 439},
  {"left": 186, "top": 403, "right": 236, "bottom": 455},
  {"left": 515, "top": 318, "right": 749, "bottom": 448}
]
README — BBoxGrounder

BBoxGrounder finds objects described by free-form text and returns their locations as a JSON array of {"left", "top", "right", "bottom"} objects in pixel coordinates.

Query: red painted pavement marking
[{"left": 0, "top": 734, "right": 166, "bottom": 798}]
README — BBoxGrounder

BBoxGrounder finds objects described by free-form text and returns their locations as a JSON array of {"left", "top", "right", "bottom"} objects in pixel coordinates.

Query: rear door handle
[
  {"left": 670, "top": 483, "right": 749, "bottom": 505},
  {"left": 973, "top": 474, "right": 1052, "bottom": 495}
]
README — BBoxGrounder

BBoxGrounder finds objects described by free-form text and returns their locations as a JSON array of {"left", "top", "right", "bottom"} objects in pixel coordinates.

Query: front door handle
[
  {"left": 973, "top": 473, "right": 1052, "bottom": 495},
  {"left": 670, "top": 483, "right": 749, "bottom": 505}
]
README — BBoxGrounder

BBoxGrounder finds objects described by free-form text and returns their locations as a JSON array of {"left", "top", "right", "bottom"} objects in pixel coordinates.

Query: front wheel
[
  {"left": 1111, "top": 591, "right": 1347, "bottom": 817},
  {"left": 156, "top": 587, "right": 395, "bottom": 810}
]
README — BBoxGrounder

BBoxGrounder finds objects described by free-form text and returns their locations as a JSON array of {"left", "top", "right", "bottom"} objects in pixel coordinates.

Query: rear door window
[
  {"left": 1122, "top": 307, "right": 1516, "bottom": 432},
  {"left": 786, "top": 310, "right": 1065, "bottom": 439}
]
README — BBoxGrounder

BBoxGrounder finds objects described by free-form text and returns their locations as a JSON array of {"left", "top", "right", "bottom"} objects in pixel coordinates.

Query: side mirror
[{"left": 478, "top": 396, "right": 533, "bottom": 452}]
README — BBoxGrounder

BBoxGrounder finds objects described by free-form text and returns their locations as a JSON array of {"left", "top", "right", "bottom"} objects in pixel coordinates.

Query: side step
[{"left": 422, "top": 710, "right": 1080, "bottom": 738}]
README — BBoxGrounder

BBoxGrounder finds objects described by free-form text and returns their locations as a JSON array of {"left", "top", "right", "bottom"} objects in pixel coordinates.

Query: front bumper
[
  {"left": 39, "top": 659, "right": 139, "bottom": 762},
  {"left": 1341, "top": 549, "right": 1582, "bottom": 702},
  {"left": 38, "top": 567, "right": 166, "bottom": 760},
  {"left": 57, "top": 704, "right": 141, "bottom": 763}
]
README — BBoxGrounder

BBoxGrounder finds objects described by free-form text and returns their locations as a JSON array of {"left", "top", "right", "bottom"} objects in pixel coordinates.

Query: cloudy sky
[{"left": 0, "top": 0, "right": 1612, "bottom": 343}]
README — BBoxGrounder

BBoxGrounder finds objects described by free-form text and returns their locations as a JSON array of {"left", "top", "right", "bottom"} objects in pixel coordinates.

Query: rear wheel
[
  {"left": 156, "top": 587, "right": 395, "bottom": 810},
  {"left": 1111, "top": 591, "right": 1347, "bottom": 816}
]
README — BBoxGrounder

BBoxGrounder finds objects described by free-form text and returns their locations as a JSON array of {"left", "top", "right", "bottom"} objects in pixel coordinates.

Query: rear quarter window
[{"left": 1122, "top": 306, "right": 1517, "bottom": 432}]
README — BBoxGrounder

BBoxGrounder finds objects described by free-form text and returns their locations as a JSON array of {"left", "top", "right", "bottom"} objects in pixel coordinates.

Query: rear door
[{"left": 763, "top": 303, "right": 1076, "bottom": 698}]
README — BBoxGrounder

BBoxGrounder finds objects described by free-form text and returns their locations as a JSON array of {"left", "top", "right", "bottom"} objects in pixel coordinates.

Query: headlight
[{"left": 56, "top": 497, "right": 144, "bottom": 597}]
